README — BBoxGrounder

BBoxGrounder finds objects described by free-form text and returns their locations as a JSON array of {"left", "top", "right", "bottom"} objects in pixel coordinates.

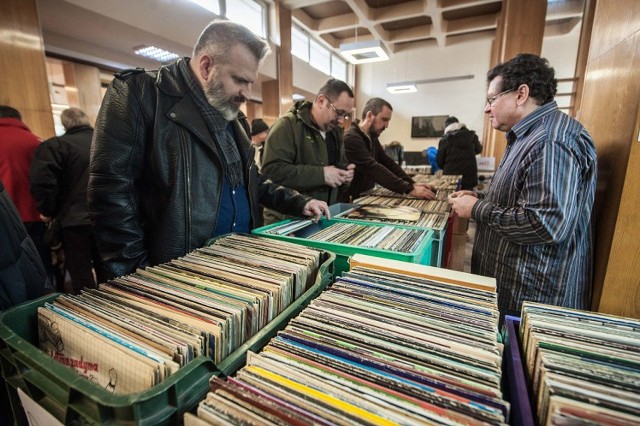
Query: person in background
[
  {"left": 426, "top": 146, "right": 439, "bottom": 174},
  {"left": 261, "top": 78, "right": 355, "bottom": 224},
  {"left": 30, "top": 108, "right": 109, "bottom": 294},
  {"left": 339, "top": 97, "right": 435, "bottom": 202},
  {"left": 250, "top": 118, "right": 269, "bottom": 170},
  {"left": 448, "top": 53, "right": 597, "bottom": 321},
  {"left": 89, "top": 20, "right": 330, "bottom": 278},
  {"left": 436, "top": 116, "right": 483, "bottom": 190},
  {"left": 0, "top": 179, "right": 51, "bottom": 426},
  {"left": 0, "top": 105, "right": 53, "bottom": 284},
  {"left": 384, "top": 140, "right": 404, "bottom": 165}
]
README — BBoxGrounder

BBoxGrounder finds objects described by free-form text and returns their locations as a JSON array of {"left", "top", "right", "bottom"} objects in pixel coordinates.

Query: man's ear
[
  {"left": 515, "top": 83, "right": 530, "bottom": 106},
  {"left": 197, "top": 54, "right": 214, "bottom": 81}
]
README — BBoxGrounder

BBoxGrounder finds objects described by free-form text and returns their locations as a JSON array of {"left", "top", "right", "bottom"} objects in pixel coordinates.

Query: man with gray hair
[
  {"left": 89, "top": 20, "right": 330, "bottom": 278},
  {"left": 30, "top": 107, "right": 109, "bottom": 293}
]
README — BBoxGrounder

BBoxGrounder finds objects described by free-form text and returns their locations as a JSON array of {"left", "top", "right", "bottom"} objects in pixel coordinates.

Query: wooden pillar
[
  {"left": 482, "top": 0, "right": 547, "bottom": 165},
  {"left": 263, "top": 2, "right": 294, "bottom": 122},
  {"left": 0, "top": 0, "right": 54, "bottom": 138},
  {"left": 578, "top": 0, "right": 640, "bottom": 318},
  {"left": 71, "top": 63, "right": 103, "bottom": 126}
]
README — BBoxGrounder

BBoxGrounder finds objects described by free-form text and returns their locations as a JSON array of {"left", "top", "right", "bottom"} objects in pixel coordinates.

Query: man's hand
[
  {"left": 408, "top": 183, "right": 436, "bottom": 199},
  {"left": 302, "top": 199, "right": 331, "bottom": 222},
  {"left": 39, "top": 214, "right": 52, "bottom": 223},
  {"left": 343, "top": 163, "right": 355, "bottom": 184},
  {"left": 448, "top": 192, "right": 478, "bottom": 218},
  {"left": 323, "top": 165, "right": 353, "bottom": 188}
]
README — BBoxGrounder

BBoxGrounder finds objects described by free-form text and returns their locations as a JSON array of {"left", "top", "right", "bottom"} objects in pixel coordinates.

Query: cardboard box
[{"left": 477, "top": 156, "right": 495, "bottom": 171}]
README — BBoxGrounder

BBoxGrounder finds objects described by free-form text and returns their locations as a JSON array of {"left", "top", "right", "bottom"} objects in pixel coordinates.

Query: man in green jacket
[{"left": 261, "top": 79, "right": 355, "bottom": 224}]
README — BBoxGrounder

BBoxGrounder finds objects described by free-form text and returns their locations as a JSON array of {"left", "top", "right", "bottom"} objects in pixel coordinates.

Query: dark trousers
[
  {"left": 23, "top": 221, "right": 54, "bottom": 286},
  {"left": 62, "top": 225, "right": 109, "bottom": 294}
]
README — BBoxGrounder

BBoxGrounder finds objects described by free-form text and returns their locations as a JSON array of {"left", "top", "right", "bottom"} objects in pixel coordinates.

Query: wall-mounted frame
[{"left": 411, "top": 115, "right": 448, "bottom": 138}]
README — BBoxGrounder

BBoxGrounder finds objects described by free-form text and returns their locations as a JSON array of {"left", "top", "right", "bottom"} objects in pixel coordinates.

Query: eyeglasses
[
  {"left": 322, "top": 94, "right": 351, "bottom": 121},
  {"left": 486, "top": 89, "right": 513, "bottom": 106}
]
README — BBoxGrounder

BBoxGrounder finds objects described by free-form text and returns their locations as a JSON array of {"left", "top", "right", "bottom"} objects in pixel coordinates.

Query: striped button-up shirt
[{"left": 471, "top": 101, "right": 597, "bottom": 316}]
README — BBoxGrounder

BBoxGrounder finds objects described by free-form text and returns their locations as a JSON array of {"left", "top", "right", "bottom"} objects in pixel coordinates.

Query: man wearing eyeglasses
[
  {"left": 261, "top": 78, "right": 356, "bottom": 224},
  {"left": 338, "top": 97, "right": 436, "bottom": 202},
  {"left": 448, "top": 53, "right": 597, "bottom": 322}
]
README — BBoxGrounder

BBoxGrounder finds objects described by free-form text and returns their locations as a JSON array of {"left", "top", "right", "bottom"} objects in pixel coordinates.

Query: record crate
[
  {"left": 252, "top": 218, "right": 434, "bottom": 278},
  {"left": 502, "top": 316, "right": 535, "bottom": 426},
  {"left": 330, "top": 202, "right": 448, "bottom": 267},
  {"left": 0, "top": 251, "right": 335, "bottom": 425}
]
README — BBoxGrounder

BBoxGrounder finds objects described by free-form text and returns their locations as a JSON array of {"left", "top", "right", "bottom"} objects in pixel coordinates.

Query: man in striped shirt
[{"left": 448, "top": 54, "right": 597, "bottom": 321}]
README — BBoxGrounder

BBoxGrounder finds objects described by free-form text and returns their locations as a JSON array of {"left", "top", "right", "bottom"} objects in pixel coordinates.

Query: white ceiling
[{"left": 36, "top": 0, "right": 584, "bottom": 71}]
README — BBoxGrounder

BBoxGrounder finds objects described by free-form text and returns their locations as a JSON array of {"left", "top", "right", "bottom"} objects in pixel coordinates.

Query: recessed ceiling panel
[
  {"left": 381, "top": 16, "right": 432, "bottom": 31},
  {"left": 442, "top": 2, "right": 502, "bottom": 21},
  {"left": 301, "top": 1, "right": 353, "bottom": 20}
]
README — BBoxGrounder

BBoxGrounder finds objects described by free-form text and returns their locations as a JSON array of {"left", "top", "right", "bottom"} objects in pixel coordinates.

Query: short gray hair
[
  {"left": 192, "top": 19, "right": 271, "bottom": 64},
  {"left": 60, "top": 108, "right": 91, "bottom": 130}
]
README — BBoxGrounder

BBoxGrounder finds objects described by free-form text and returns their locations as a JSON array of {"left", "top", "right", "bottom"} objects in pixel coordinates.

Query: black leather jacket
[{"left": 89, "top": 60, "right": 310, "bottom": 278}]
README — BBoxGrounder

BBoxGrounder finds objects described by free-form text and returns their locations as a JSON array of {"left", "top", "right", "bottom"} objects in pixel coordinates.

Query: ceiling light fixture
[
  {"left": 340, "top": 40, "right": 389, "bottom": 64},
  {"left": 134, "top": 45, "right": 180, "bottom": 63},
  {"left": 386, "top": 83, "right": 418, "bottom": 94},
  {"left": 386, "top": 74, "right": 475, "bottom": 94}
]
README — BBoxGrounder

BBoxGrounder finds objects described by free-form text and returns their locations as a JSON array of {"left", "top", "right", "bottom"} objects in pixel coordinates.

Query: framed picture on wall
[{"left": 411, "top": 115, "right": 448, "bottom": 138}]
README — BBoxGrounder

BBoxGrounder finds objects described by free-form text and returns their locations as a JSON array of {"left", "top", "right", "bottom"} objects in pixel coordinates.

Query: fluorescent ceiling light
[
  {"left": 386, "top": 83, "right": 418, "bottom": 94},
  {"left": 134, "top": 45, "right": 180, "bottom": 63},
  {"left": 386, "top": 74, "right": 474, "bottom": 94},
  {"left": 340, "top": 40, "right": 389, "bottom": 64}
]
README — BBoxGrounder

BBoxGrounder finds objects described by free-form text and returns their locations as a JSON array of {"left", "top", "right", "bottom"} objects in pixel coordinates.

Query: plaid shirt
[{"left": 471, "top": 101, "right": 597, "bottom": 316}]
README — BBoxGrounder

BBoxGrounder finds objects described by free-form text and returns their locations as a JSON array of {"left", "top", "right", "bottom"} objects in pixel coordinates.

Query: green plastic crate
[
  {"left": 253, "top": 218, "right": 433, "bottom": 278},
  {"left": 0, "top": 252, "right": 334, "bottom": 425},
  {"left": 331, "top": 203, "right": 448, "bottom": 267}
]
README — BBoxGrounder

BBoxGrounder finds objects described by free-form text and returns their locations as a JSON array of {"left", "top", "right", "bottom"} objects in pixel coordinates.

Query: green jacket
[{"left": 261, "top": 101, "right": 347, "bottom": 205}]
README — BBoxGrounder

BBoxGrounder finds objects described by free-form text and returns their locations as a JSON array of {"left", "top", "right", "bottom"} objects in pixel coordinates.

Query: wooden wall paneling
[
  {"left": 483, "top": 0, "right": 547, "bottom": 167},
  {"left": 578, "top": 0, "right": 640, "bottom": 316},
  {"left": 72, "top": 63, "right": 103, "bottom": 126},
  {"left": 276, "top": 4, "right": 294, "bottom": 116},
  {"left": 572, "top": 0, "right": 597, "bottom": 118},
  {"left": 262, "top": 80, "right": 281, "bottom": 124},
  {"left": 599, "top": 106, "right": 640, "bottom": 318},
  {"left": 0, "top": 0, "right": 54, "bottom": 139},
  {"left": 62, "top": 61, "right": 79, "bottom": 107}
]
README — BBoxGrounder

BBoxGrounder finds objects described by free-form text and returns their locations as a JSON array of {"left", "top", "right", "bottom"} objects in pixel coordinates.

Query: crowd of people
[{"left": 1, "top": 20, "right": 596, "bottom": 329}]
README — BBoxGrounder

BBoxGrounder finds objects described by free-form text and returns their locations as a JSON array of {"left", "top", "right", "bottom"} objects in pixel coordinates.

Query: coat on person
[
  {"left": 436, "top": 120, "right": 482, "bottom": 189},
  {"left": 88, "top": 61, "right": 311, "bottom": 278},
  {"left": 0, "top": 180, "right": 50, "bottom": 310}
]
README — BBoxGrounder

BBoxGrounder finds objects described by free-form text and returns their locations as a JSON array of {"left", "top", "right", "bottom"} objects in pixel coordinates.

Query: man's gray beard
[{"left": 205, "top": 80, "right": 239, "bottom": 121}]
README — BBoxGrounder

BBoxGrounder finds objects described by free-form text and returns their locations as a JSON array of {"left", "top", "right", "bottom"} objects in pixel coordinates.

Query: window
[
  {"left": 226, "top": 0, "right": 266, "bottom": 38},
  {"left": 292, "top": 26, "right": 310, "bottom": 62},
  {"left": 292, "top": 26, "right": 348, "bottom": 79},
  {"left": 309, "top": 39, "right": 331, "bottom": 74},
  {"left": 331, "top": 54, "right": 347, "bottom": 81}
]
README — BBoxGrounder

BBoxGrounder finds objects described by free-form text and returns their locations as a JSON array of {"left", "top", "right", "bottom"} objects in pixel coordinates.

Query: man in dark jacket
[
  {"left": 88, "top": 20, "right": 330, "bottom": 278},
  {"left": 30, "top": 108, "right": 109, "bottom": 293},
  {"left": 436, "top": 116, "right": 483, "bottom": 190},
  {"left": 339, "top": 98, "right": 435, "bottom": 202},
  {"left": 0, "top": 180, "right": 50, "bottom": 310},
  {"left": 261, "top": 79, "right": 355, "bottom": 224}
]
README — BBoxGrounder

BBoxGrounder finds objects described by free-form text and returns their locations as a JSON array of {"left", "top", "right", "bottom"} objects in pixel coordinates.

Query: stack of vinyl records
[
  {"left": 305, "top": 222, "right": 428, "bottom": 253},
  {"left": 354, "top": 195, "right": 451, "bottom": 214},
  {"left": 412, "top": 173, "right": 463, "bottom": 190},
  {"left": 519, "top": 302, "right": 640, "bottom": 425},
  {"left": 364, "top": 186, "right": 455, "bottom": 201},
  {"left": 37, "top": 234, "right": 324, "bottom": 394},
  {"left": 344, "top": 204, "right": 449, "bottom": 228},
  {"left": 186, "top": 254, "right": 510, "bottom": 425}
]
